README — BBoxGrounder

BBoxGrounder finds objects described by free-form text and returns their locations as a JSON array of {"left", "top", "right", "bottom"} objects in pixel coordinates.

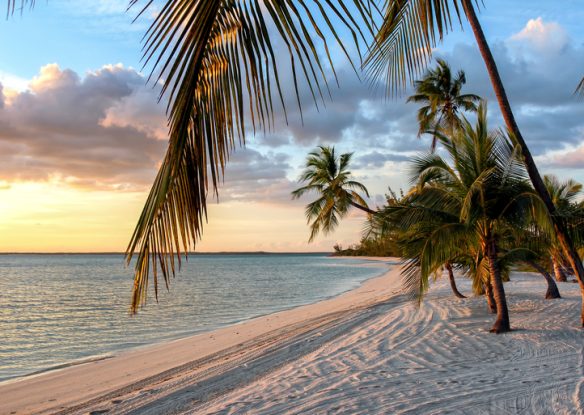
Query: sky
[{"left": 0, "top": 0, "right": 583, "bottom": 252}]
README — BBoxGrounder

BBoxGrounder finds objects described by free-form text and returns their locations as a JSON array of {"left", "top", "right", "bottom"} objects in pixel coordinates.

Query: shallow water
[{"left": 0, "top": 254, "right": 385, "bottom": 381}]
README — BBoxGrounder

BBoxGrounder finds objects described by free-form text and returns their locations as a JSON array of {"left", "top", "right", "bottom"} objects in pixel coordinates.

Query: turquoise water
[{"left": 0, "top": 254, "right": 386, "bottom": 381}]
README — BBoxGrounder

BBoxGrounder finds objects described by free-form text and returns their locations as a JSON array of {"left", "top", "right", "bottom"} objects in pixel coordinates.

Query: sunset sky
[{"left": 0, "top": 1, "right": 583, "bottom": 252}]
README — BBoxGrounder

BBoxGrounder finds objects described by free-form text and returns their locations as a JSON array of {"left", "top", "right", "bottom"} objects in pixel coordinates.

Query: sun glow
[{"left": 0, "top": 182, "right": 365, "bottom": 253}]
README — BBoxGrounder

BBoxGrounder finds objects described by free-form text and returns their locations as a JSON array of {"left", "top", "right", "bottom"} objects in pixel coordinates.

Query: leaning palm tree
[
  {"left": 407, "top": 58, "right": 480, "bottom": 150},
  {"left": 292, "top": 146, "right": 374, "bottom": 242},
  {"left": 365, "top": 0, "right": 584, "bottom": 326}
]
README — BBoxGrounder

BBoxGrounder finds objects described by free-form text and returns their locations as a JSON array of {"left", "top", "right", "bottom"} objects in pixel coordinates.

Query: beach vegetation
[{"left": 364, "top": 0, "right": 584, "bottom": 326}]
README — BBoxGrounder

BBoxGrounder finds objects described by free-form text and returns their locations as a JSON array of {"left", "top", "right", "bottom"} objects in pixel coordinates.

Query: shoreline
[
  {"left": 0, "top": 257, "right": 402, "bottom": 415},
  {"left": 0, "top": 256, "right": 392, "bottom": 385},
  {"left": 0, "top": 255, "right": 390, "bottom": 384}
]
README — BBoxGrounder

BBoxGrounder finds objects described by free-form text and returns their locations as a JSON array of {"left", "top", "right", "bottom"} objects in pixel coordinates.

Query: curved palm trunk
[
  {"left": 526, "top": 260, "right": 561, "bottom": 299},
  {"left": 552, "top": 258, "right": 568, "bottom": 282},
  {"left": 485, "top": 232, "right": 510, "bottom": 333},
  {"left": 484, "top": 279, "right": 496, "bottom": 314},
  {"left": 349, "top": 200, "right": 376, "bottom": 215},
  {"left": 461, "top": 0, "right": 584, "bottom": 327},
  {"left": 445, "top": 262, "right": 466, "bottom": 298}
]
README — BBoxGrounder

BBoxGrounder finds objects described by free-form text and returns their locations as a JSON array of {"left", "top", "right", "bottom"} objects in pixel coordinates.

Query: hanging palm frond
[
  {"left": 364, "top": 0, "right": 481, "bottom": 95},
  {"left": 125, "top": 0, "right": 376, "bottom": 312}
]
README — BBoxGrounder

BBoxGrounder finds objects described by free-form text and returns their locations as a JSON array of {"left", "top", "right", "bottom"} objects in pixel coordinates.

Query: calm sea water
[{"left": 0, "top": 254, "right": 386, "bottom": 381}]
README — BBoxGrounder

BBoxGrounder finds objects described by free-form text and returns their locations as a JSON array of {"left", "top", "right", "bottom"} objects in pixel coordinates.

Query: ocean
[{"left": 0, "top": 254, "right": 387, "bottom": 381}]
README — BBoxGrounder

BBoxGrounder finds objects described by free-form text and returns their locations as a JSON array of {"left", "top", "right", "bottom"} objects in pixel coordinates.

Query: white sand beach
[{"left": 1, "top": 258, "right": 583, "bottom": 414}]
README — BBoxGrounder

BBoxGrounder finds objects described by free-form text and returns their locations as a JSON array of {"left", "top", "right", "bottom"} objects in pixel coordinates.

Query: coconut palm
[
  {"left": 365, "top": 0, "right": 584, "bottom": 326},
  {"left": 399, "top": 103, "right": 537, "bottom": 332},
  {"left": 407, "top": 58, "right": 480, "bottom": 150},
  {"left": 292, "top": 146, "right": 374, "bottom": 242}
]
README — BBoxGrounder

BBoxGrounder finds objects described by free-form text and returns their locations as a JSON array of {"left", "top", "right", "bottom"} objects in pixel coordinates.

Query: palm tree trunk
[
  {"left": 526, "top": 260, "right": 561, "bottom": 299},
  {"left": 462, "top": 0, "right": 584, "bottom": 327},
  {"left": 349, "top": 200, "right": 376, "bottom": 215},
  {"left": 445, "top": 262, "right": 466, "bottom": 298},
  {"left": 484, "top": 279, "right": 496, "bottom": 314},
  {"left": 552, "top": 258, "right": 568, "bottom": 282},
  {"left": 485, "top": 232, "right": 510, "bottom": 333}
]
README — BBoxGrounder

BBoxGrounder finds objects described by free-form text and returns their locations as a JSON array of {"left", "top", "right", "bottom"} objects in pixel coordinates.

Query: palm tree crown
[
  {"left": 292, "top": 146, "right": 373, "bottom": 242},
  {"left": 407, "top": 58, "right": 480, "bottom": 148},
  {"left": 112, "top": 0, "right": 375, "bottom": 311}
]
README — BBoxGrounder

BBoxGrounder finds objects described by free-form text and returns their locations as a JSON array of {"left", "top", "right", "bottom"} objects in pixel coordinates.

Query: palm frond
[
  {"left": 365, "top": 0, "right": 476, "bottom": 95},
  {"left": 126, "top": 0, "right": 375, "bottom": 312}
]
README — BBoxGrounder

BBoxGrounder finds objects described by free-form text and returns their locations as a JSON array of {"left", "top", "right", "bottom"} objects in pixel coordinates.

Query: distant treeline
[{"left": 331, "top": 238, "right": 401, "bottom": 257}]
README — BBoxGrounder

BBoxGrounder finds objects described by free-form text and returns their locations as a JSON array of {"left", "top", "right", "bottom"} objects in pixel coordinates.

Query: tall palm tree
[
  {"left": 407, "top": 58, "right": 480, "bottom": 150},
  {"left": 399, "top": 103, "right": 536, "bottom": 333},
  {"left": 292, "top": 146, "right": 374, "bottom": 242},
  {"left": 365, "top": 0, "right": 584, "bottom": 326}
]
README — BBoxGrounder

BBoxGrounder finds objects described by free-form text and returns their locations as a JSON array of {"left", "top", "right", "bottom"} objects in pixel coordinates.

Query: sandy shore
[{"left": 2, "top": 258, "right": 584, "bottom": 414}]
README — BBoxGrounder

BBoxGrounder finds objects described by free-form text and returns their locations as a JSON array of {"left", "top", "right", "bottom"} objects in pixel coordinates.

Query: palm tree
[
  {"left": 365, "top": 0, "right": 584, "bottom": 326},
  {"left": 399, "top": 103, "right": 536, "bottom": 333},
  {"left": 407, "top": 58, "right": 480, "bottom": 150},
  {"left": 292, "top": 146, "right": 374, "bottom": 242}
]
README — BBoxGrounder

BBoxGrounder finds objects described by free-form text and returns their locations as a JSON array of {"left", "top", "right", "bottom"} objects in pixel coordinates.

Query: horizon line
[{"left": 0, "top": 251, "right": 334, "bottom": 255}]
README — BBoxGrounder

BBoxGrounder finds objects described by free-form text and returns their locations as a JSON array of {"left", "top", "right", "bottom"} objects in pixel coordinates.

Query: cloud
[
  {"left": 354, "top": 151, "right": 410, "bottom": 169},
  {"left": 219, "top": 148, "right": 299, "bottom": 203},
  {"left": 510, "top": 17, "right": 569, "bottom": 54},
  {"left": 431, "top": 19, "right": 584, "bottom": 156},
  {"left": 2, "top": 16, "right": 583, "bottom": 204},
  {"left": 538, "top": 140, "right": 584, "bottom": 169},
  {"left": 0, "top": 64, "right": 166, "bottom": 191}
]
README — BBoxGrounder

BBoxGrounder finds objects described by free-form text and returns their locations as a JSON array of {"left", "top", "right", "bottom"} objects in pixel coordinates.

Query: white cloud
[{"left": 509, "top": 17, "right": 569, "bottom": 54}]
